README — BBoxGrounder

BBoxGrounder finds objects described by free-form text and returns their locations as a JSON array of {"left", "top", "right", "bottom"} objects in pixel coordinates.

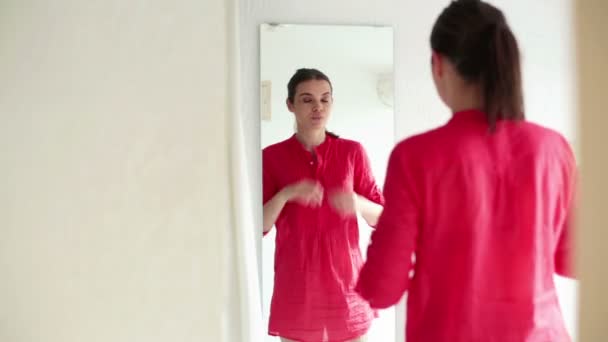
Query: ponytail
[{"left": 483, "top": 23, "right": 524, "bottom": 130}]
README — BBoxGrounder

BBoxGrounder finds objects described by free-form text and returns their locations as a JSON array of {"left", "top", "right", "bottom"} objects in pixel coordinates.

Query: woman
[
  {"left": 356, "top": 1, "right": 576, "bottom": 342},
  {"left": 263, "top": 68, "right": 384, "bottom": 342}
]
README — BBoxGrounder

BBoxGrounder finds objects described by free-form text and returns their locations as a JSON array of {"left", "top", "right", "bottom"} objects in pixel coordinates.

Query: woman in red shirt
[
  {"left": 263, "top": 68, "right": 384, "bottom": 342},
  {"left": 356, "top": 1, "right": 576, "bottom": 342}
]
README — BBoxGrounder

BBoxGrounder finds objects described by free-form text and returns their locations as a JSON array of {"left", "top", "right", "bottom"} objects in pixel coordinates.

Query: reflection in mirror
[{"left": 260, "top": 24, "right": 394, "bottom": 342}]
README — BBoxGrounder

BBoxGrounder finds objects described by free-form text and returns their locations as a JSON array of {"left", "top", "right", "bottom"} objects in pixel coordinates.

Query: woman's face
[{"left": 287, "top": 79, "right": 333, "bottom": 133}]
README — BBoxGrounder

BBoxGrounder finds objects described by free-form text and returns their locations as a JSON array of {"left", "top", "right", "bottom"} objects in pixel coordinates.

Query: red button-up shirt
[
  {"left": 263, "top": 134, "right": 384, "bottom": 342},
  {"left": 356, "top": 109, "right": 576, "bottom": 342}
]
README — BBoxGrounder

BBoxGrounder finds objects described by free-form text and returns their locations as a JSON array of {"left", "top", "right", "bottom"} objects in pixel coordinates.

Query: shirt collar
[
  {"left": 289, "top": 132, "right": 334, "bottom": 154},
  {"left": 448, "top": 109, "right": 487, "bottom": 125}
]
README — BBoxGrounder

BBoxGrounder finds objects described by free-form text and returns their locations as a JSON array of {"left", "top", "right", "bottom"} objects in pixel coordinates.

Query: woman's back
[{"left": 358, "top": 109, "right": 575, "bottom": 341}]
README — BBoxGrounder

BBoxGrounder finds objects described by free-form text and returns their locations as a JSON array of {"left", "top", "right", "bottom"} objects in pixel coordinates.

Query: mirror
[{"left": 260, "top": 23, "right": 395, "bottom": 342}]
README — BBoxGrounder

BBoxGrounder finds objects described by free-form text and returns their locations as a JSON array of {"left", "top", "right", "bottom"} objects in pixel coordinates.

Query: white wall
[
  {"left": 0, "top": 1, "right": 235, "bottom": 341},
  {"left": 241, "top": 0, "right": 577, "bottom": 340}
]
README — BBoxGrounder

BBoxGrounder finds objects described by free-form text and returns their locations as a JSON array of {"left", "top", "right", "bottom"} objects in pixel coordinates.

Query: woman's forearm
[
  {"left": 263, "top": 189, "right": 290, "bottom": 234},
  {"left": 356, "top": 195, "right": 383, "bottom": 227}
]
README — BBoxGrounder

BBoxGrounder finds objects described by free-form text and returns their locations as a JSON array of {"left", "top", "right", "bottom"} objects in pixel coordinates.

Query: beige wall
[
  {"left": 0, "top": 1, "right": 232, "bottom": 341},
  {"left": 577, "top": 1, "right": 608, "bottom": 341}
]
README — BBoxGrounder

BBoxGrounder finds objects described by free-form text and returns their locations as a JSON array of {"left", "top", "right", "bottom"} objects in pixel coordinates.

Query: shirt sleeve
[
  {"left": 355, "top": 142, "right": 421, "bottom": 308},
  {"left": 353, "top": 142, "right": 384, "bottom": 206},
  {"left": 555, "top": 143, "right": 577, "bottom": 278},
  {"left": 262, "top": 149, "right": 278, "bottom": 236}
]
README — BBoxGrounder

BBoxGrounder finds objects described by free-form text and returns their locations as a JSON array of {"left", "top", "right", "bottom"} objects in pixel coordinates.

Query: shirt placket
[{"left": 311, "top": 148, "right": 322, "bottom": 230}]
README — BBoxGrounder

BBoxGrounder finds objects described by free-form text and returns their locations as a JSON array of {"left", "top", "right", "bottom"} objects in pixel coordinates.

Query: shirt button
[{"left": 310, "top": 161, "right": 313, "bottom": 165}]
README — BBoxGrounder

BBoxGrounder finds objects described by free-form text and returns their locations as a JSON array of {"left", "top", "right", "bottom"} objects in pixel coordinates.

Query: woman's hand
[
  {"left": 329, "top": 189, "right": 383, "bottom": 224},
  {"left": 285, "top": 180, "right": 324, "bottom": 207},
  {"left": 328, "top": 189, "right": 358, "bottom": 217}
]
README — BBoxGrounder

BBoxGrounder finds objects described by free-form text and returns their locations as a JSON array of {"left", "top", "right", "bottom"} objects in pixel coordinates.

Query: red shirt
[
  {"left": 263, "top": 134, "right": 384, "bottom": 342},
  {"left": 356, "top": 109, "right": 576, "bottom": 342}
]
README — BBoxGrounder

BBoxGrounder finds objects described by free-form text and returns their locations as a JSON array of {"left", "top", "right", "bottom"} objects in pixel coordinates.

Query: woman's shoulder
[
  {"left": 393, "top": 126, "right": 447, "bottom": 155},
  {"left": 517, "top": 121, "right": 576, "bottom": 161},
  {"left": 330, "top": 136, "right": 369, "bottom": 157},
  {"left": 519, "top": 120, "right": 569, "bottom": 142},
  {"left": 332, "top": 136, "right": 361, "bottom": 148},
  {"left": 262, "top": 135, "right": 294, "bottom": 155}
]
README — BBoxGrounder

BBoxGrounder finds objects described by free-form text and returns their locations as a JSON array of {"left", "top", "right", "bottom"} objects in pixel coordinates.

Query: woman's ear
[
  {"left": 286, "top": 98, "right": 295, "bottom": 113},
  {"left": 431, "top": 50, "right": 443, "bottom": 78}
]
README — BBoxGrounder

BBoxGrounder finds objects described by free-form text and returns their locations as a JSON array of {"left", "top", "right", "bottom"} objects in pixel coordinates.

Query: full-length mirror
[{"left": 260, "top": 23, "right": 395, "bottom": 342}]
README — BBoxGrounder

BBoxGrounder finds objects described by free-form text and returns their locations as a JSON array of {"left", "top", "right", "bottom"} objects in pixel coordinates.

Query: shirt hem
[{"left": 269, "top": 327, "right": 369, "bottom": 342}]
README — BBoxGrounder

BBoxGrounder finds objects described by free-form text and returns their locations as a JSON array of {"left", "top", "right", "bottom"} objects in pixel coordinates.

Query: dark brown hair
[
  {"left": 287, "top": 68, "right": 333, "bottom": 103},
  {"left": 431, "top": 0, "right": 524, "bottom": 129}
]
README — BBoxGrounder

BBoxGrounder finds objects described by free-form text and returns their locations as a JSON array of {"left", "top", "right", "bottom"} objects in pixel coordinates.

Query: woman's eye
[
  {"left": 303, "top": 99, "right": 312, "bottom": 103},
  {"left": 322, "top": 99, "right": 329, "bottom": 103}
]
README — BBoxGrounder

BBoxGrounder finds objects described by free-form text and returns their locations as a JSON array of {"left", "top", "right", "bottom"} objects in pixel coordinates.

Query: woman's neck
[
  {"left": 295, "top": 129, "right": 326, "bottom": 151},
  {"left": 450, "top": 82, "right": 484, "bottom": 114}
]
